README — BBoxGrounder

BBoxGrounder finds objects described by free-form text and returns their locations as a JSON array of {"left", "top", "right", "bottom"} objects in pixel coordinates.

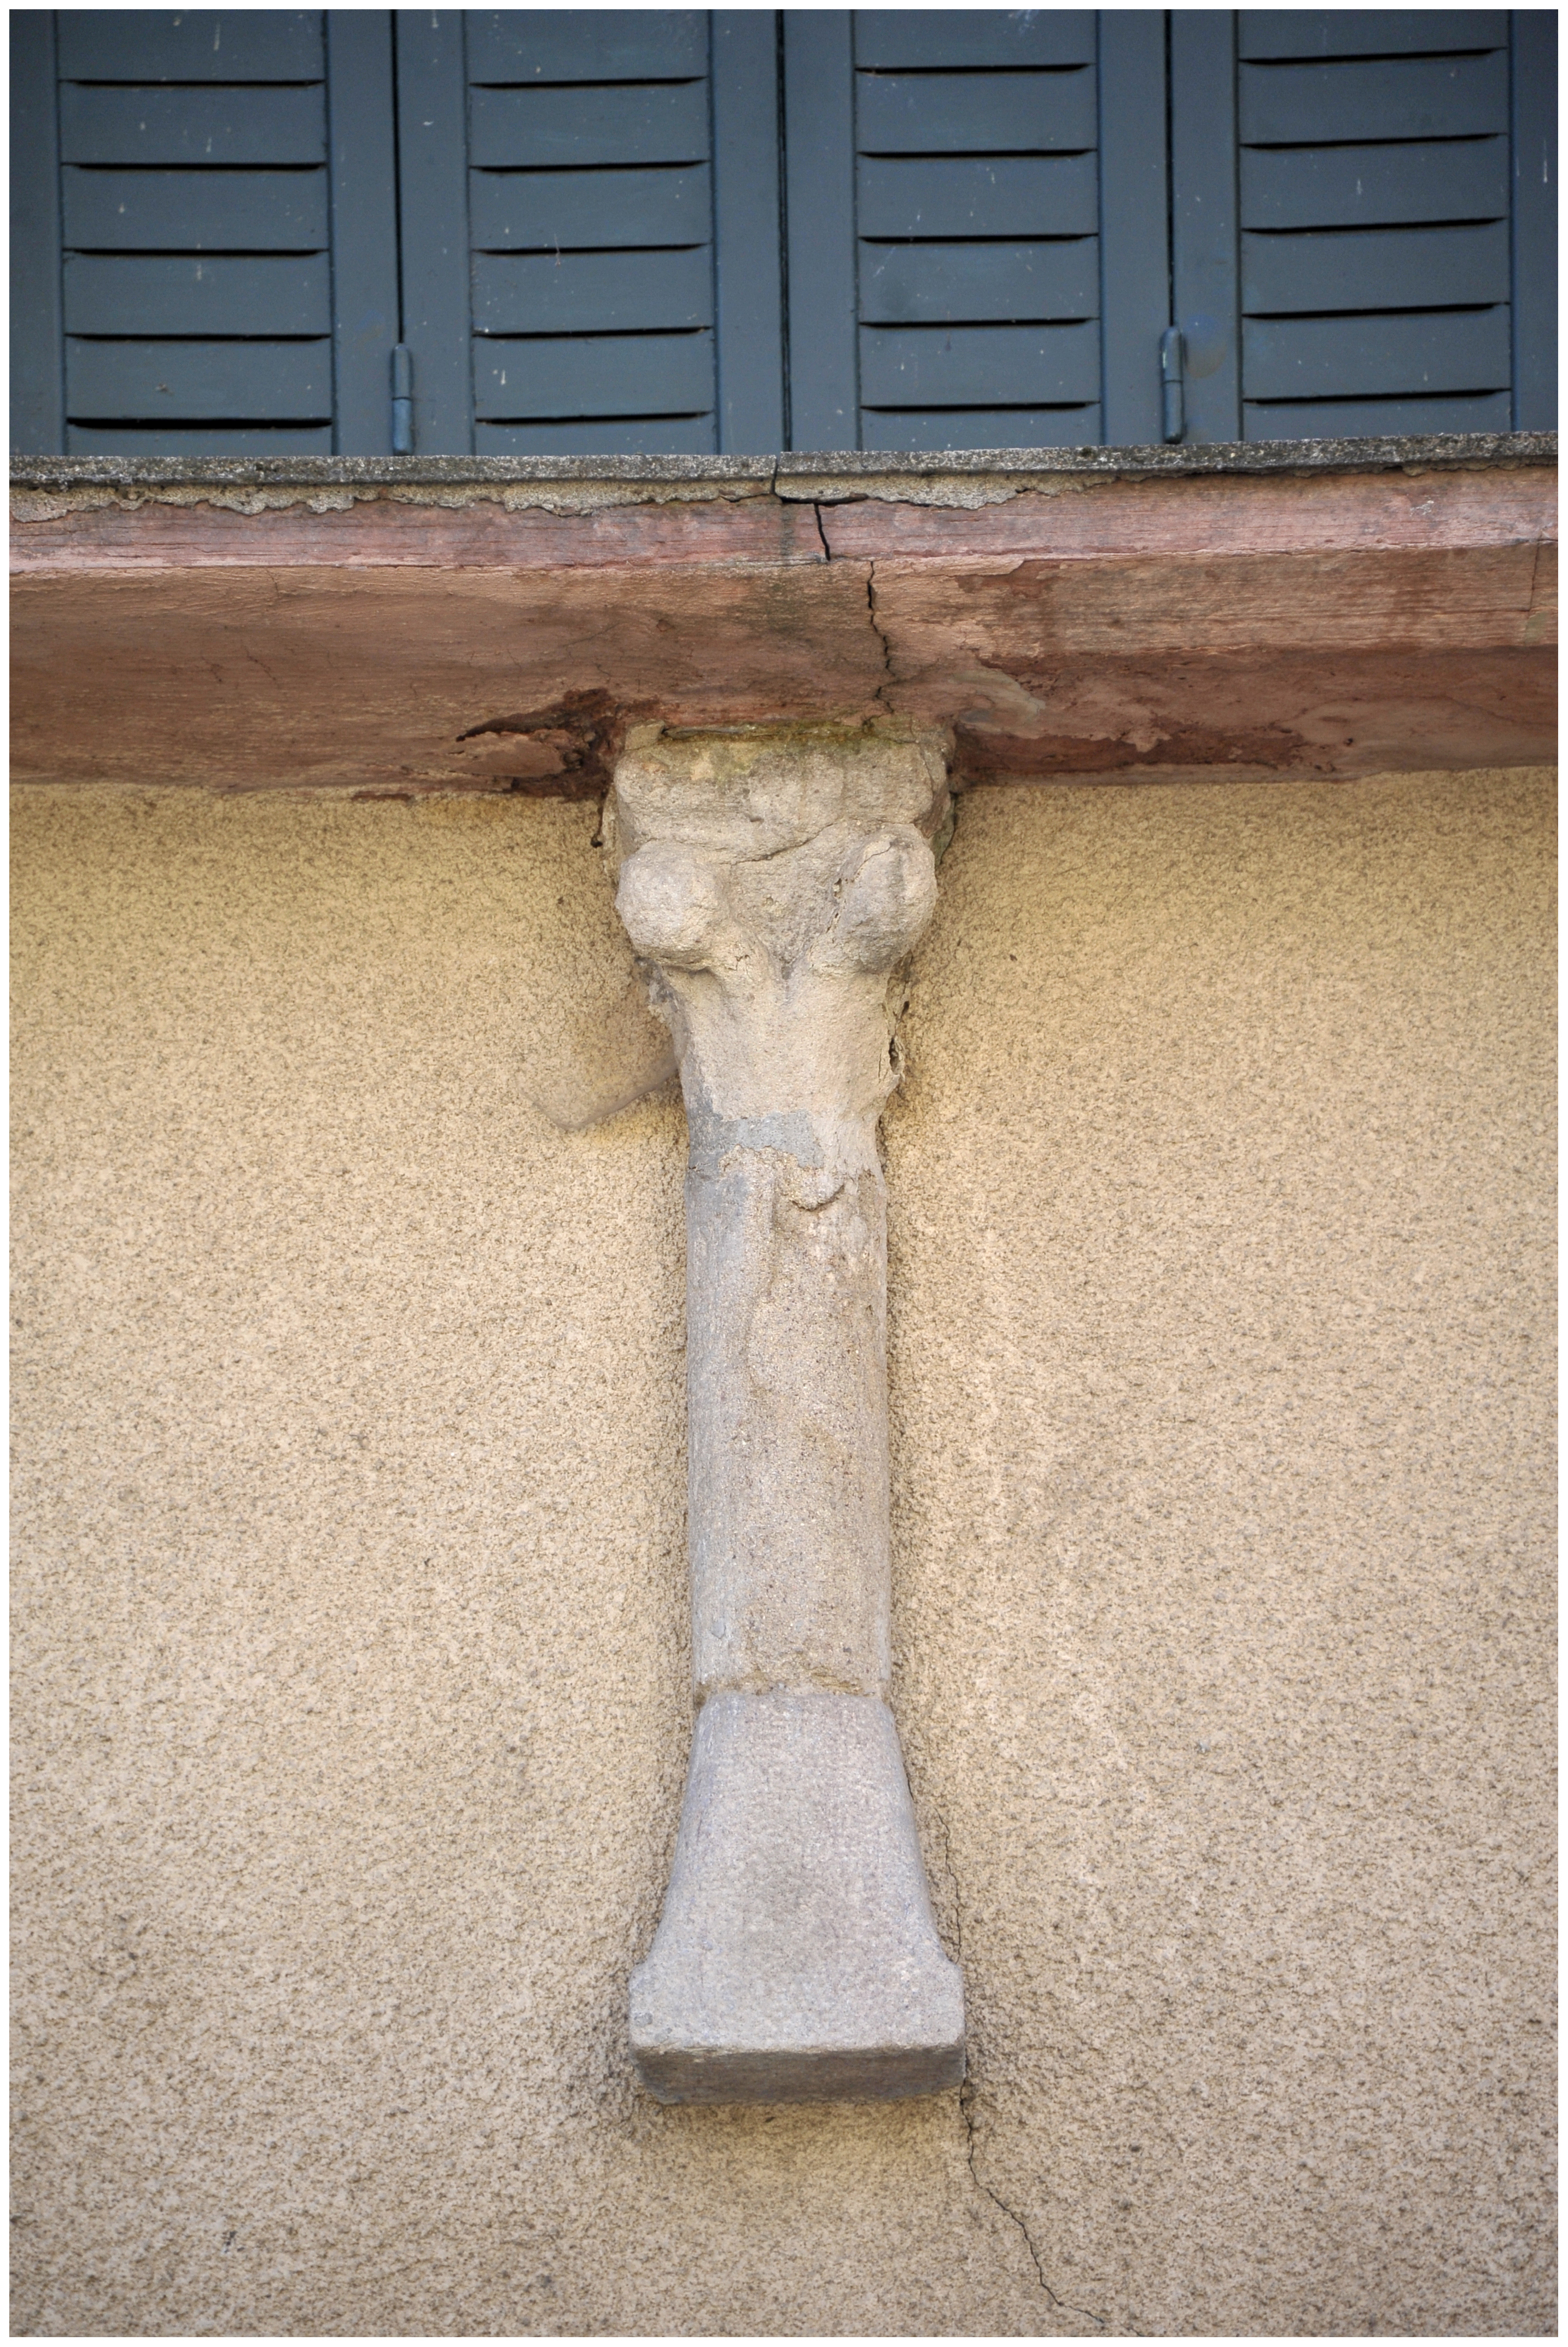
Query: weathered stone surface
[
  {"left": 521, "top": 974, "right": 677, "bottom": 1133},
  {"left": 610, "top": 721, "right": 964, "bottom": 2103},
  {"left": 631, "top": 1692, "right": 965, "bottom": 2105}
]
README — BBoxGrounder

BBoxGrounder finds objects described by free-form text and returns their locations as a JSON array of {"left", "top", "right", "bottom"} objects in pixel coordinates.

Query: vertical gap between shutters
[
  {"left": 706, "top": 16, "right": 720, "bottom": 446},
  {"left": 776, "top": 8, "right": 791, "bottom": 451},
  {"left": 390, "top": 12, "right": 404, "bottom": 345}
]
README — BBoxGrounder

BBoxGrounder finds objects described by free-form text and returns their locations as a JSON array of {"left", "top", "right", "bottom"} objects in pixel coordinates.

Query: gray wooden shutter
[
  {"left": 392, "top": 10, "right": 784, "bottom": 457},
  {"left": 1173, "top": 9, "right": 1556, "bottom": 444},
  {"left": 53, "top": 10, "right": 337, "bottom": 456},
  {"left": 12, "top": 9, "right": 399, "bottom": 457},
  {"left": 782, "top": 9, "right": 1169, "bottom": 455},
  {"left": 15, "top": 11, "right": 1554, "bottom": 458},
  {"left": 854, "top": 8, "right": 1103, "bottom": 451},
  {"left": 458, "top": 11, "right": 715, "bottom": 454}
]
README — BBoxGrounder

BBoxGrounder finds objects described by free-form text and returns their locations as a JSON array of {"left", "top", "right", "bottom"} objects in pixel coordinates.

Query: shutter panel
[
  {"left": 782, "top": 10, "right": 1168, "bottom": 455},
  {"left": 56, "top": 11, "right": 338, "bottom": 456},
  {"left": 1235, "top": 10, "right": 1518, "bottom": 439},
  {"left": 1170, "top": 9, "right": 1552, "bottom": 445},
  {"left": 463, "top": 11, "right": 721, "bottom": 454},
  {"left": 849, "top": 9, "right": 1105, "bottom": 452},
  {"left": 11, "top": 14, "right": 66, "bottom": 453}
]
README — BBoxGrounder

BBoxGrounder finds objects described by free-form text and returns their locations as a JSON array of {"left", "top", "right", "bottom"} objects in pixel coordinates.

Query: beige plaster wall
[{"left": 11, "top": 768, "right": 1555, "bottom": 2338}]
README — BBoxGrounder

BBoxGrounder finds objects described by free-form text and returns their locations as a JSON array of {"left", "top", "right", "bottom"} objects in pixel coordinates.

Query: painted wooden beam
[{"left": 11, "top": 438, "right": 1555, "bottom": 796}]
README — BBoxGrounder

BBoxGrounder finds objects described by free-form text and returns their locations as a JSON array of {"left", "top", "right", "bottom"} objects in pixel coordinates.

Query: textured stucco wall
[{"left": 11, "top": 768, "right": 1555, "bottom": 2337}]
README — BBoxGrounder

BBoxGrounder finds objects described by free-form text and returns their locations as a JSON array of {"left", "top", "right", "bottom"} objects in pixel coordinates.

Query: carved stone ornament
[{"left": 605, "top": 720, "right": 965, "bottom": 2105}]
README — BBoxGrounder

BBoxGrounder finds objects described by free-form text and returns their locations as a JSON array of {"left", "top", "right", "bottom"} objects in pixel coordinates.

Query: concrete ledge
[{"left": 11, "top": 429, "right": 1555, "bottom": 504}]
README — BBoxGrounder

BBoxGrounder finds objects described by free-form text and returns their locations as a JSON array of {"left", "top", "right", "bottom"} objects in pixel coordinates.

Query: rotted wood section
[{"left": 10, "top": 441, "right": 1556, "bottom": 795}]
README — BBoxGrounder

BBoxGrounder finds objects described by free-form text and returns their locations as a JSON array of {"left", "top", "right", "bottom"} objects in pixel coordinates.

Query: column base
[{"left": 629, "top": 1690, "right": 965, "bottom": 2106}]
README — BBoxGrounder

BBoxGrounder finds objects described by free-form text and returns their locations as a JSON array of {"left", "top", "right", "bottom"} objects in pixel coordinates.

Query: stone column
[{"left": 607, "top": 720, "right": 965, "bottom": 2106}]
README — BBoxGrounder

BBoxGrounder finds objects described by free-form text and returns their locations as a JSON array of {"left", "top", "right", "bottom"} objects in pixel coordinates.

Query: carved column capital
[{"left": 608, "top": 720, "right": 951, "bottom": 1176}]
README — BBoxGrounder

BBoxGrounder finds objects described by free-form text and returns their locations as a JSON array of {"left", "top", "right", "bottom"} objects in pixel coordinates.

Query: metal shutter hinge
[
  {"left": 1159, "top": 328, "right": 1185, "bottom": 445},
  {"left": 391, "top": 345, "right": 414, "bottom": 455}
]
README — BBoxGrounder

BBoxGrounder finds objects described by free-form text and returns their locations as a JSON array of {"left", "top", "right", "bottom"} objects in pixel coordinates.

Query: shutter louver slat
[
  {"left": 1241, "top": 220, "right": 1510, "bottom": 313},
  {"left": 65, "top": 253, "right": 333, "bottom": 336},
  {"left": 467, "top": 10, "right": 716, "bottom": 452},
  {"left": 1240, "top": 138, "right": 1510, "bottom": 230},
  {"left": 474, "top": 417, "right": 716, "bottom": 454},
  {"left": 856, "top": 154, "right": 1098, "bottom": 239},
  {"left": 474, "top": 251, "right": 713, "bottom": 336},
  {"left": 1244, "top": 392, "right": 1511, "bottom": 439},
  {"left": 859, "top": 241, "right": 1098, "bottom": 325},
  {"left": 468, "top": 166, "right": 711, "bottom": 249},
  {"left": 59, "top": 85, "right": 328, "bottom": 165},
  {"left": 474, "top": 332, "right": 712, "bottom": 418},
  {"left": 1239, "top": 50, "right": 1508, "bottom": 144},
  {"left": 854, "top": 13, "right": 1095, "bottom": 69},
  {"left": 1244, "top": 307, "right": 1512, "bottom": 401},
  {"left": 469, "top": 81, "right": 710, "bottom": 168},
  {"left": 860, "top": 405, "right": 1099, "bottom": 452},
  {"left": 1238, "top": 12, "right": 1507, "bottom": 62},
  {"left": 65, "top": 337, "right": 333, "bottom": 420},
  {"left": 860, "top": 321, "right": 1099, "bottom": 406},
  {"left": 466, "top": 10, "right": 707, "bottom": 83},
  {"left": 57, "top": 11, "right": 325, "bottom": 82},
  {"left": 856, "top": 71, "right": 1097, "bottom": 155},
  {"left": 62, "top": 168, "right": 329, "bottom": 251}
]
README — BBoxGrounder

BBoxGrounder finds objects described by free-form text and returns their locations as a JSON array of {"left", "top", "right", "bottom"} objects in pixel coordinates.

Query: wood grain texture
[
  {"left": 923, "top": 648, "right": 1554, "bottom": 782},
  {"left": 10, "top": 563, "right": 886, "bottom": 793},
  {"left": 11, "top": 462, "right": 1555, "bottom": 794},
  {"left": 868, "top": 543, "right": 1540, "bottom": 661},
  {"left": 817, "top": 465, "right": 1555, "bottom": 562}
]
